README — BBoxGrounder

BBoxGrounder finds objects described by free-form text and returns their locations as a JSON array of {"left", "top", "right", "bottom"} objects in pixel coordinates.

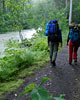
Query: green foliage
[
  {"left": 0, "top": 0, "right": 80, "bottom": 33},
  {"left": 29, "top": 36, "right": 48, "bottom": 52},
  {"left": 38, "top": 77, "right": 51, "bottom": 88},
  {"left": 6, "top": 0, "right": 32, "bottom": 31},
  {"left": 0, "top": 79, "right": 23, "bottom": 97},
  {"left": 0, "top": 33, "right": 49, "bottom": 82},
  {"left": 18, "top": 77, "right": 66, "bottom": 100},
  {"left": 5, "top": 38, "right": 21, "bottom": 48},
  {"left": 21, "top": 38, "right": 32, "bottom": 47},
  {"left": 0, "top": 10, "right": 17, "bottom": 32},
  {"left": 72, "top": 0, "right": 80, "bottom": 23},
  {"left": 18, "top": 83, "right": 36, "bottom": 99},
  {"left": 54, "top": 94, "right": 66, "bottom": 100},
  {"left": 78, "top": 3, "right": 80, "bottom": 9},
  {"left": 30, "top": 88, "right": 52, "bottom": 100},
  {"left": 0, "top": 48, "right": 35, "bottom": 81},
  {"left": 18, "top": 77, "right": 52, "bottom": 100},
  {"left": 0, "top": 0, "right": 32, "bottom": 33},
  {"left": 31, "top": 0, "right": 68, "bottom": 30}
]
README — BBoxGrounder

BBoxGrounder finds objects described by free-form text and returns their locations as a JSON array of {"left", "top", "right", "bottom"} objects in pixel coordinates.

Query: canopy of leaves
[{"left": 72, "top": 0, "right": 80, "bottom": 23}]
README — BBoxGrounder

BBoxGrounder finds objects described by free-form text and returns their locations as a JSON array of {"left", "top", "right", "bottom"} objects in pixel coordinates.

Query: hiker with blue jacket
[
  {"left": 45, "top": 20, "right": 62, "bottom": 66},
  {"left": 67, "top": 24, "right": 80, "bottom": 65}
]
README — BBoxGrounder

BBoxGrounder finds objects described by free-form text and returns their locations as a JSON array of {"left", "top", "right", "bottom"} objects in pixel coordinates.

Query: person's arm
[{"left": 60, "top": 36, "right": 62, "bottom": 47}]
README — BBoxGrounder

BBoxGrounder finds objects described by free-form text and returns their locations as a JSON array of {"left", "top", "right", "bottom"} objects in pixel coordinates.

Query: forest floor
[{"left": 3, "top": 46, "right": 80, "bottom": 100}]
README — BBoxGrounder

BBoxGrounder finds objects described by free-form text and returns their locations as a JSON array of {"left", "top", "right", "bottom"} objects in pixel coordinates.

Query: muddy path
[{"left": 4, "top": 46, "right": 80, "bottom": 100}]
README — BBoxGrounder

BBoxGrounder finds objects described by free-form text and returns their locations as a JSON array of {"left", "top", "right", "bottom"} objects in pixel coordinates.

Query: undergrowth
[{"left": 0, "top": 28, "right": 68, "bottom": 97}]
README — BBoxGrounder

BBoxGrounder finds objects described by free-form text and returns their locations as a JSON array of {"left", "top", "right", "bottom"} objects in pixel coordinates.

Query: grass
[
  {"left": 0, "top": 51, "right": 49, "bottom": 98},
  {"left": 0, "top": 79, "right": 24, "bottom": 99}
]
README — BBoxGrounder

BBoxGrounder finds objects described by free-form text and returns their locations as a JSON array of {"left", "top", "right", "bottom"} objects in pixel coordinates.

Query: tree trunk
[
  {"left": 69, "top": 0, "right": 73, "bottom": 24},
  {"left": 3, "top": 0, "right": 5, "bottom": 11},
  {"left": 5, "top": 5, "right": 8, "bottom": 12},
  {"left": 65, "top": 0, "right": 68, "bottom": 8},
  {"left": 19, "top": 30, "right": 24, "bottom": 42},
  {"left": 54, "top": 0, "right": 56, "bottom": 8}
]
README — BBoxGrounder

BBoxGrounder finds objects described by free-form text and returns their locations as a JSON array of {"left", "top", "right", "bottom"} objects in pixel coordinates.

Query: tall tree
[
  {"left": 69, "top": 0, "right": 73, "bottom": 24},
  {"left": 65, "top": 0, "right": 68, "bottom": 8},
  {"left": 72, "top": 0, "right": 80, "bottom": 23},
  {"left": 3, "top": 0, "right": 5, "bottom": 11},
  {"left": 6, "top": 0, "right": 32, "bottom": 41}
]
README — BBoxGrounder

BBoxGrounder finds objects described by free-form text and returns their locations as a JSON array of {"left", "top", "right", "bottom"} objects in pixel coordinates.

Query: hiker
[
  {"left": 67, "top": 24, "right": 80, "bottom": 65},
  {"left": 78, "top": 24, "right": 80, "bottom": 46},
  {"left": 45, "top": 20, "right": 62, "bottom": 66}
]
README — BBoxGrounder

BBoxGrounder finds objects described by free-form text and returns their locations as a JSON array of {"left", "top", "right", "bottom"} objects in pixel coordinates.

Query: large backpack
[
  {"left": 45, "top": 20, "right": 60, "bottom": 42},
  {"left": 69, "top": 28, "right": 80, "bottom": 43},
  {"left": 45, "top": 20, "right": 59, "bottom": 36}
]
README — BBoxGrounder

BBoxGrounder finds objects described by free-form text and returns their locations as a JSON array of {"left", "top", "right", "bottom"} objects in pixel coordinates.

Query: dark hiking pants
[{"left": 49, "top": 41, "right": 59, "bottom": 62}]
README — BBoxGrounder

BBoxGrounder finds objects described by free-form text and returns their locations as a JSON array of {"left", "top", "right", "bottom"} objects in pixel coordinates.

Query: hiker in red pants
[
  {"left": 67, "top": 24, "right": 80, "bottom": 65},
  {"left": 68, "top": 40, "right": 79, "bottom": 64}
]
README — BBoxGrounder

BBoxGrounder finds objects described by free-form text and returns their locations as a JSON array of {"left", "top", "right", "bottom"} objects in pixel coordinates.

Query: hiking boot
[
  {"left": 52, "top": 60, "right": 56, "bottom": 66},
  {"left": 74, "top": 59, "right": 77, "bottom": 65},
  {"left": 69, "top": 62, "right": 72, "bottom": 65}
]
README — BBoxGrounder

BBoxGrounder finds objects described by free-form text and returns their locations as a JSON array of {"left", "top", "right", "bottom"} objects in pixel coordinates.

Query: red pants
[{"left": 69, "top": 40, "right": 78, "bottom": 63}]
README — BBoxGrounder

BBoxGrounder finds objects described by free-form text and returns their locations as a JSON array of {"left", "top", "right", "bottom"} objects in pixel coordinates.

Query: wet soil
[{"left": 3, "top": 46, "right": 80, "bottom": 100}]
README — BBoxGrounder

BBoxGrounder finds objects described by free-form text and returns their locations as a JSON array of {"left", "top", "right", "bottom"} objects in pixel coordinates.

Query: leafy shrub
[
  {"left": 18, "top": 77, "right": 52, "bottom": 100},
  {"left": 18, "top": 77, "right": 66, "bottom": 100},
  {"left": 29, "top": 36, "right": 48, "bottom": 52},
  {"left": 0, "top": 49, "right": 35, "bottom": 81},
  {"left": 0, "top": 34, "right": 49, "bottom": 82},
  {"left": 21, "top": 39, "right": 32, "bottom": 47},
  {"left": 5, "top": 38, "right": 21, "bottom": 48},
  {"left": 54, "top": 94, "right": 66, "bottom": 100}
]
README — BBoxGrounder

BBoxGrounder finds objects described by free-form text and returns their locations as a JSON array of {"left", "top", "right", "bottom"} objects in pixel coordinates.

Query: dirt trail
[{"left": 5, "top": 46, "right": 80, "bottom": 100}]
